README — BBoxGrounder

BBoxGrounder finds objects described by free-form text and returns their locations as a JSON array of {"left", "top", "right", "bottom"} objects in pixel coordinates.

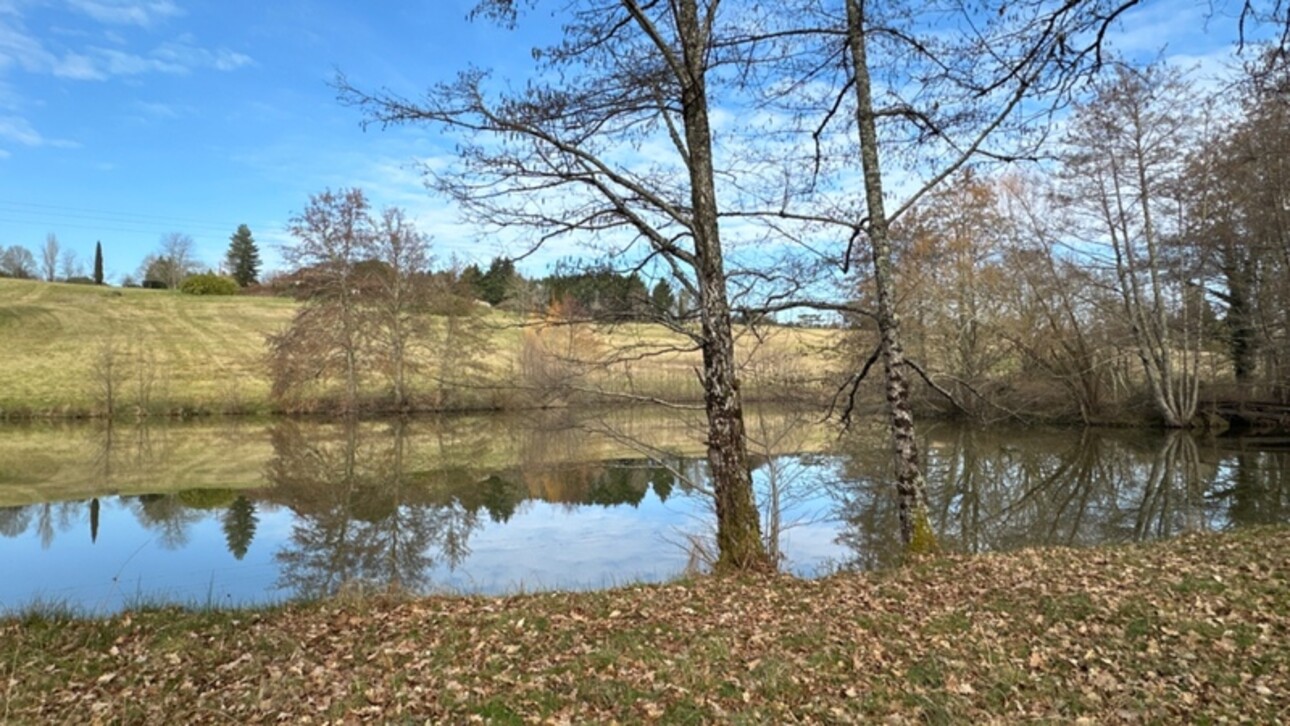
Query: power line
[{"left": 0, "top": 200, "right": 268, "bottom": 237}]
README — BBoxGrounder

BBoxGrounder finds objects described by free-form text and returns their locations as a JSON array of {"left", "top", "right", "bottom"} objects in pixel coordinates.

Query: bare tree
[
  {"left": 0, "top": 245, "right": 37, "bottom": 279},
  {"left": 158, "top": 232, "right": 197, "bottom": 289},
  {"left": 725, "top": 0, "right": 1150, "bottom": 548},
  {"left": 1061, "top": 64, "right": 1202, "bottom": 427},
  {"left": 339, "top": 0, "right": 772, "bottom": 570},
  {"left": 59, "top": 248, "right": 81, "bottom": 281},
  {"left": 1184, "top": 52, "right": 1290, "bottom": 396},
  {"left": 999, "top": 172, "right": 1119, "bottom": 423},
  {"left": 90, "top": 337, "right": 125, "bottom": 418},
  {"left": 366, "top": 206, "right": 433, "bottom": 410},
  {"left": 269, "top": 189, "right": 375, "bottom": 413},
  {"left": 426, "top": 265, "right": 494, "bottom": 410},
  {"left": 41, "top": 233, "right": 59, "bottom": 282}
]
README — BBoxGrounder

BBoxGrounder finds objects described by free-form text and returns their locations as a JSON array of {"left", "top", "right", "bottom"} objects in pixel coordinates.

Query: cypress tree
[
  {"left": 93, "top": 241, "right": 104, "bottom": 285},
  {"left": 226, "top": 224, "right": 261, "bottom": 287}
]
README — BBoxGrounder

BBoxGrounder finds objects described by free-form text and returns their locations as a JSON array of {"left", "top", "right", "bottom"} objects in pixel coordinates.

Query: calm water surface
[{"left": 1, "top": 411, "right": 1286, "bottom": 612}]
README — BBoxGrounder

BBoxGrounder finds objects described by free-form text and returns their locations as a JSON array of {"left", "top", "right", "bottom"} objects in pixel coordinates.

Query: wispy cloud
[
  {"left": 0, "top": 114, "right": 78, "bottom": 148},
  {"left": 66, "top": 0, "right": 183, "bottom": 28},
  {"left": 0, "top": 7, "right": 251, "bottom": 82},
  {"left": 153, "top": 35, "right": 252, "bottom": 72},
  {"left": 134, "top": 99, "right": 185, "bottom": 118}
]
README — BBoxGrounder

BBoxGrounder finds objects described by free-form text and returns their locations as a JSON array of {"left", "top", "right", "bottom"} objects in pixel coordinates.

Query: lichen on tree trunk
[
  {"left": 675, "top": 0, "right": 772, "bottom": 573},
  {"left": 846, "top": 0, "right": 936, "bottom": 551}
]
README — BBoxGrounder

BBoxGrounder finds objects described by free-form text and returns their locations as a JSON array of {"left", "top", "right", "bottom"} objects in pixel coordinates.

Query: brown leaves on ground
[{"left": 3, "top": 527, "right": 1288, "bottom": 724}]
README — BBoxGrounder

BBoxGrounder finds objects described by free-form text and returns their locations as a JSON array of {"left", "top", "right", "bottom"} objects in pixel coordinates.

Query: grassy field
[
  {"left": 0, "top": 278, "right": 844, "bottom": 418},
  {"left": 1, "top": 526, "right": 1285, "bottom": 722}
]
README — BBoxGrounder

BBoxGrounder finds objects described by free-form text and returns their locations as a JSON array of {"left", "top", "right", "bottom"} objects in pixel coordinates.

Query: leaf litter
[{"left": 2, "top": 526, "right": 1287, "bottom": 723}]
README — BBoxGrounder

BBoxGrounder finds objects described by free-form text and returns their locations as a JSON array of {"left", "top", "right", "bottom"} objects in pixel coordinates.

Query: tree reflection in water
[
  {"left": 268, "top": 419, "right": 474, "bottom": 599},
  {"left": 265, "top": 417, "right": 687, "bottom": 598},
  {"left": 0, "top": 418, "right": 1286, "bottom": 605},
  {"left": 833, "top": 426, "right": 1290, "bottom": 569}
]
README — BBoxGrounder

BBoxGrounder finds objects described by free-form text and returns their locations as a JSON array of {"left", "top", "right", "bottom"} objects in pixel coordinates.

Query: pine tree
[
  {"left": 222, "top": 496, "right": 258, "bottom": 560},
  {"left": 93, "top": 241, "right": 104, "bottom": 285},
  {"left": 225, "top": 224, "right": 261, "bottom": 287}
]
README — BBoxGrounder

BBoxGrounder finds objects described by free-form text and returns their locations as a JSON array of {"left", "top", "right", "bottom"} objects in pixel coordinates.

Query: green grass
[
  {"left": 2, "top": 527, "right": 1286, "bottom": 723},
  {"left": 0, "top": 278, "right": 844, "bottom": 418}
]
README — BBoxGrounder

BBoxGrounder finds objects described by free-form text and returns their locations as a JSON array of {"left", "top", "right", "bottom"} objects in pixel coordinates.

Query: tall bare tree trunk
[
  {"left": 674, "top": 0, "right": 769, "bottom": 571},
  {"left": 845, "top": 0, "right": 935, "bottom": 550}
]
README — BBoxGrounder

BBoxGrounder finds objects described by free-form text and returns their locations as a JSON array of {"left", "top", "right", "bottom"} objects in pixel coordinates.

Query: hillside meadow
[{"left": 0, "top": 278, "right": 844, "bottom": 419}]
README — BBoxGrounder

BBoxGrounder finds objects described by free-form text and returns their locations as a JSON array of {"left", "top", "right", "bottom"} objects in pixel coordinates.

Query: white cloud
[
  {"left": 212, "top": 47, "right": 251, "bottom": 71},
  {"left": 66, "top": 0, "right": 183, "bottom": 28},
  {"left": 0, "top": 114, "right": 77, "bottom": 147},
  {"left": 0, "top": 6, "right": 251, "bottom": 83},
  {"left": 0, "top": 19, "right": 56, "bottom": 73},
  {"left": 152, "top": 37, "right": 252, "bottom": 72},
  {"left": 134, "top": 99, "right": 183, "bottom": 118},
  {"left": 50, "top": 50, "right": 104, "bottom": 78}
]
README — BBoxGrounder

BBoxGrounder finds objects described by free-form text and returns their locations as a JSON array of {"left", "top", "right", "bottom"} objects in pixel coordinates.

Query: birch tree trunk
[{"left": 845, "top": 0, "right": 935, "bottom": 550}]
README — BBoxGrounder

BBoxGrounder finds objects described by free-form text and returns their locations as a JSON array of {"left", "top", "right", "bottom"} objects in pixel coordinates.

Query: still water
[{"left": 1, "top": 410, "right": 1286, "bottom": 612}]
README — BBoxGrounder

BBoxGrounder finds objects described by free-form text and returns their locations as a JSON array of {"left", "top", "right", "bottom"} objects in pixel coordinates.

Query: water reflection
[
  {"left": 263, "top": 418, "right": 689, "bottom": 598},
  {"left": 0, "top": 416, "right": 1287, "bottom": 611},
  {"left": 268, "top": 419, "right": 482, "bottom": 597},
  {"left": 834, "top": 426, "right": 1290, "bottom": 568}
]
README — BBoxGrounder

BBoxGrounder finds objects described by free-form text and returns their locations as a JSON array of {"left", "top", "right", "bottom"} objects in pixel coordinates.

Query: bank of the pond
[{"left": 3, "top": 527, "right": 1286, "bottom": 723}]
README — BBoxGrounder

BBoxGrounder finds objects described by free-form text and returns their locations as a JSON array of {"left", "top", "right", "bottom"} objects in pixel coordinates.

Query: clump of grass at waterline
[{"left": 3, "top": 528, "right": 1286, "bottom": 723}]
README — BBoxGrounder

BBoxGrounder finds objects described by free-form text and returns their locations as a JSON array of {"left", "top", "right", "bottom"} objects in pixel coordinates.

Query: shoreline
[{"left": 3, "top": 526, "right": 1285, "bottom": 722}]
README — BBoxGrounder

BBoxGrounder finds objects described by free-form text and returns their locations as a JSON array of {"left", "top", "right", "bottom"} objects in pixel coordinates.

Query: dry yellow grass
[
  {"left": 0, "top": 278, "right": 845, "bottom": 417},
  {"left": 0, "top": 279, "right": 295, "bottom": 415},
  {"left": 0, "top": 406, "right": 836, "bottom": 507}
]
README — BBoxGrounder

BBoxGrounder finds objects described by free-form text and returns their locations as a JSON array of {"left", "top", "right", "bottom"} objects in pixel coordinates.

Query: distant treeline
[{"left": 264, "top": 255, "right": 688, "bottom": 323}]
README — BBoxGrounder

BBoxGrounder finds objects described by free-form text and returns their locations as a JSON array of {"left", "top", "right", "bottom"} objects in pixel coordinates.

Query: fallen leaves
[{"left": 1, "top": 527, "right": 1288, "bottom": 723}]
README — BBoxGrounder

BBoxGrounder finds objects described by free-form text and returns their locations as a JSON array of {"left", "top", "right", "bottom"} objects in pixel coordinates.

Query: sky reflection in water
[{"left": 1, "top": 414, "right": 1286, "bottom": 612}]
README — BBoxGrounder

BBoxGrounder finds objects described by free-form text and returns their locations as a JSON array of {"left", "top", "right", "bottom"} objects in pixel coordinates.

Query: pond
[{"left": 1, "top": 408, "right": 1287, "bottom": 613}]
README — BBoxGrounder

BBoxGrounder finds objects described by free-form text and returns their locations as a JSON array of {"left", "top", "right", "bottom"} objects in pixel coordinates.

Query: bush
[{"left": 179, "top": 273, "right": 239, "bottom": 296}]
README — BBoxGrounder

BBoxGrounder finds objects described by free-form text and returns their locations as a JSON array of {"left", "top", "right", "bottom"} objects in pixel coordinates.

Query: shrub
[{"left": 179, "top": 273, "right": 239, "bottom": 296}]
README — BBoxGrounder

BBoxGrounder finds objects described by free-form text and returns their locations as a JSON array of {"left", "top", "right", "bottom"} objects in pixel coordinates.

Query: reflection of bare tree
[
  {"left": 1209, "top": 442, "right": 1290, "bottom": 527},
  {"left": 129, "top": 494, "right": 202, "bottom": 550},
  {"left": 0, "top": 506, "right": 33, "bottom": 537},
  {"left": 832, "top": 426, "right": 1277, "bottom": 568},
  {"left": 747, "top": 408, "right": 833, "bottom": 566},
  {"left": 271, "top": 419, "right": 374, "bottom": 598},
  {"left": 1130, "top": 431, "right": 1209, "bottom": 540},
  {"left": 269, "top": 419, "right": 486, "bottom": 599},
  {"left": 30, "top": 501, "right": 83, "bottom": 550}
]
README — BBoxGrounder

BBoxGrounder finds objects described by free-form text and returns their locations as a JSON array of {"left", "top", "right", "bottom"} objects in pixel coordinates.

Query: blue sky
[
  {"left": 0, "top": 0, "right": 558, "bottom": 282},
  {"left": 0, "top": 0, "right": 1266, "bottom": 284}
]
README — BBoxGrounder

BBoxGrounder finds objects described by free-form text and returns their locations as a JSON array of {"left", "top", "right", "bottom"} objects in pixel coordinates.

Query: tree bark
[
  {"left": 673, "top": 0, "right": 770, "bottom": 571},
  {"left": 845, "top": 0, "right": 935, "bottom": 551}
]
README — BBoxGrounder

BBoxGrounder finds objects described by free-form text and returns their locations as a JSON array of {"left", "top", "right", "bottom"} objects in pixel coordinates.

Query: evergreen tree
[
  {"left": 222, "top": 496, "right": 258, "bottom": 560},
  {"left": 93, "top": 241, "right": 104, "bottom": 285},
  {"left": 650, "top": 279, "right": 675, "bottom": 318},
  {"left": 225, "top": 224, "right": 261, "bottom": 287},
  {"left": 477, "top": 256, "right": 516, "bottom": 306}
]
